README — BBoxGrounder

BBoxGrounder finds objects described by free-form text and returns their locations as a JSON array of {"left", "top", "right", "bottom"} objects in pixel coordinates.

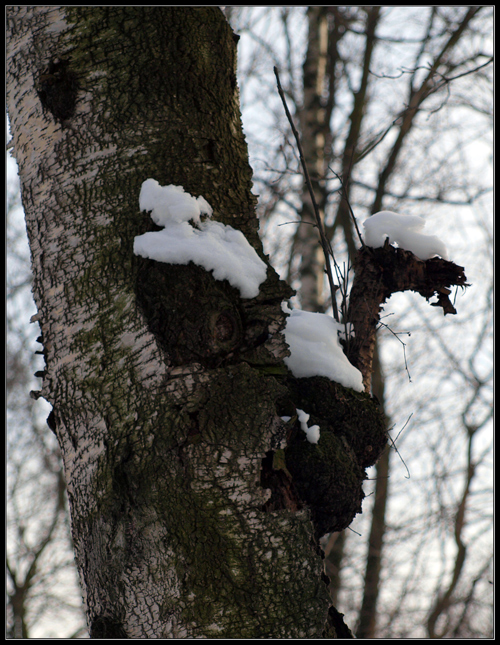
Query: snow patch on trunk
[{"left": 134, "top": 179, "right": 267, "bottom": 299}]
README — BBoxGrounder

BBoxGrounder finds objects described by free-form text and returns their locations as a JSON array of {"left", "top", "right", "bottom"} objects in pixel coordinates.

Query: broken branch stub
[{"left": 346, "top": 244, "right": 469, "bottom": 392}]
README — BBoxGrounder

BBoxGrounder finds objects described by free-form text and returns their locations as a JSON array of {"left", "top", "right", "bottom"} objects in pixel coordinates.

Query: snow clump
[
  {"left": 134, "top": 179, "right": 268, "bottom": 299},
  {"left": 296, "top": 408, "right": 321, "bottom": 444},
  {"left": 282, "top": 305, "right": 364, "bottom": 393},
  {"left": 139, "top": 179, "right": 212, "bottom": 226},
  {"left": 363, "top": 210, "right": 448, "bottom": 261}
]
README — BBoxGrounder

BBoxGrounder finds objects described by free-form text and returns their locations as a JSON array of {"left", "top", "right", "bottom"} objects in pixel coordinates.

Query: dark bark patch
[
  {"left": 260, "top": 450, "right": 303, "bottom": 513},
  {"left": 324, "top": 606, "right": 354, "bottom": 638},
  {"left": 135, "top": 258, "right": 244, "bottom": 368},
  {"left": 211, "top": 311, "right": 237, "bottom": 343},
  {"left": 90, "top": 616, "right": 128, "bottom": 639},
  {"left": 46, "top": 409, "right": 57, "bottom": 434},
  {"left": 287, "top": 376, "right": 387, "bottom": 470},
  {"left": 36, "top": 59, "right": 79, "bottom": 123},
  {"left": 285, "top": 423, "right": 365, "bottom": 539}
]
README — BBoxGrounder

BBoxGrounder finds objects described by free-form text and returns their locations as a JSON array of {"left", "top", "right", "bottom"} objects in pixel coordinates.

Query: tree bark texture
[{"left": 7, "top": 7, "right": 387, "bottom": 637}]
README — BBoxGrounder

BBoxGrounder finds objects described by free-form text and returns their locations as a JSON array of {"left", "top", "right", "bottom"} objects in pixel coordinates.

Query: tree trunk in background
[
  {"left": 293, "top": 8, "right": 380, "bottom": 312},
  {"left": 355, "top": 342, "right": 390, "bottom": 638},
  {"left": 294, "top": 7, "right": 342, "bottom": 312},
  {"left": 8, "top": 6, "right": 388, "bottom": 637},
  {"left": 331, "top": 6, "right": 380, "bottom": 258}
]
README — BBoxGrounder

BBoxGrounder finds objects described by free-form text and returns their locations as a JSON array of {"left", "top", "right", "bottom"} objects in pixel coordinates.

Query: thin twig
[
  {"left": 277, "top": 220, "right": 316, "bottom": 227},
  {"left": 393, "top": 412, "right": 413, "bottom": 444},
  {"left": 377, "top": 319, "right": 412, "bottom": 383},
  {"left": 386, "top": 429, "right": 411, "bottom": 479},
  {"left": 274, "top": 66, "right": 339, "bottom": 322},
  {"left": 329, "top": 167, "right": 365, "bottom": 247},
  {"left": 387, "top": 414, "right": 413, "bottom": 479}
]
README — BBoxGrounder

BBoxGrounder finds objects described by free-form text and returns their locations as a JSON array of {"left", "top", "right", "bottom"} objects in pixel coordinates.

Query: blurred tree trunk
[
  {"left": 355, "top": 343, "right": 390, "bottom": 638},
  {"left": 7, "top": 6, "right": 388, "bottom": 638},
  {"left": 294, "top": 7, "right": 343, "bottom": 312},
  {"left": 293, "top": 7, "right": 381, "bottom": 313}
]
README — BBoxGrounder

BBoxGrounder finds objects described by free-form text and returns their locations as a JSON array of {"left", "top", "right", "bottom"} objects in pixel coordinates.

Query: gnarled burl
[{"left": 261, "top": 242, "right": 467, "bottom": 543}]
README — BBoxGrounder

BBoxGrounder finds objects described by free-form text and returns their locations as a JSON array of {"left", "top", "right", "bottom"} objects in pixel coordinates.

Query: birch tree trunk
[
  {"left": 295, "top": 7, "right": 339, "bottom": 312},
  {"left": 7, "top": 7, "right": 386, "bottom": 637}
]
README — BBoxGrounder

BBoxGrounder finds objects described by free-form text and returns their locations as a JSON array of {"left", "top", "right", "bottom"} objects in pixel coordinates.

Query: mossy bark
[{"left": 7, "top": 7, "right": 385, "bottom": 637}]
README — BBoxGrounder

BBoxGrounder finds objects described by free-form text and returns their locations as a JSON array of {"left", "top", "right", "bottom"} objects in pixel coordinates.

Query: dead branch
[{"left": 346, "top": 243, "right": 469, "bottom": 392}]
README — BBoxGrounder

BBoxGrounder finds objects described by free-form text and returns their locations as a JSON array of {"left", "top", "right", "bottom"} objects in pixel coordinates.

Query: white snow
[
  {"left": 139, "top": 179, "right": 212, "bottom": 226},
  {"left": 363, "top": 210, "right": 448, "bottom": 261},
  {"left": 296, "top": 408, "right": 320, "bottom": 444},
  {"left": 282, "top": 305, "right": 364, "bottom": 393},
  {"left": 134, "top": 179, "right": 268, "bottom": 299}
]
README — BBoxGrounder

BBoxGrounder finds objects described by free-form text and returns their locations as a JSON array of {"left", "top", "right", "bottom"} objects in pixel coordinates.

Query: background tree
[
  {"left": 7, "top": 6, "right": 391, "bottom": 638},
  {"left": 7, "top": 180, "right": 88, "bottom": 638},
  {"left": 227, "top": 6, "right": 492, "bottom": 638}
]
